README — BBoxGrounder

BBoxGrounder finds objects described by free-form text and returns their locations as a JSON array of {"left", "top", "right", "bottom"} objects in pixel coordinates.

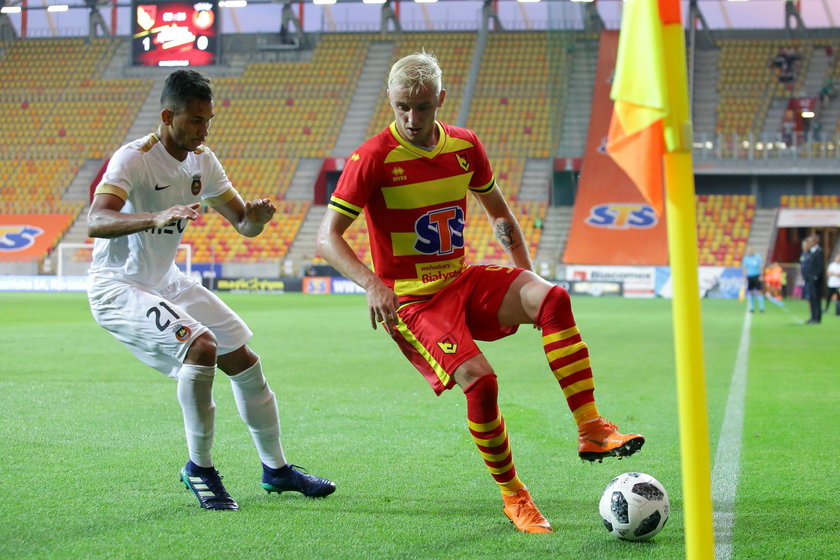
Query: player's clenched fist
[{"left": 244, "top": 198, "right": 276, "bottom": 226}]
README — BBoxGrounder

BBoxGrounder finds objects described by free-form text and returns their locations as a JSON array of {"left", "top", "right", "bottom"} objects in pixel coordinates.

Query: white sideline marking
[
  {"left": 778, "top": 302, "right": 806, "bottom": 324},
  {"left": 712, "top": 310, "right": 751, "bottom": 559}
]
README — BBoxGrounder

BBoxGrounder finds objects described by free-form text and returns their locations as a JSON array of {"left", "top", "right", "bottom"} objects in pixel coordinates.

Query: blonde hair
[{"left": 388, "top": 51, "right": 442, "bottom": 96}]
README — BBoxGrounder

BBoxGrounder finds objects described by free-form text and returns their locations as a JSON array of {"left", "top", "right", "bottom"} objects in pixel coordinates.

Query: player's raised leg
[
  {"left": 219, "top": 347, "right": 336, "bottom": 498},
  {"left": 501, "top": 273, "right": 645, "bottom": 463},
  {"left": 535, "top": 284, "right": 644, "bottom": 462}
]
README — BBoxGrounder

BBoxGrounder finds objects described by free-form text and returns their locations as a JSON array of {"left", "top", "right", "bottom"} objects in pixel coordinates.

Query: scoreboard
[{"left": 131, "top": 0, "right": 219, "bottom": 67}]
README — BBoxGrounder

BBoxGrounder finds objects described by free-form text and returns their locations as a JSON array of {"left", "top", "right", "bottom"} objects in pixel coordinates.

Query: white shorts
[{"left": 88, "top": 274, "right": 252, "bottom": 378}]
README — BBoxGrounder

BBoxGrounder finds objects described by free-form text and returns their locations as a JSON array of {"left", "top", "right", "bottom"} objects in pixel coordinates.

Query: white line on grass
[
  {"left": 777, "top": 301, "right": 806, "bottom": 324},
  {"left": 712, "top": 309, "right": 751, "bottom": 560}
]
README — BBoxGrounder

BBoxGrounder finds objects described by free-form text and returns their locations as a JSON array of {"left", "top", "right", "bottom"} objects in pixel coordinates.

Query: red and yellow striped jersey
[{"left": 330, "top": 121, "right": 495, "bottom": 300}]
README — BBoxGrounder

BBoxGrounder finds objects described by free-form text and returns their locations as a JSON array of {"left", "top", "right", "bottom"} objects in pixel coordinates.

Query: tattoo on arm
[{"left": 494, "top": 221, "right": 523, "bottom": 253}]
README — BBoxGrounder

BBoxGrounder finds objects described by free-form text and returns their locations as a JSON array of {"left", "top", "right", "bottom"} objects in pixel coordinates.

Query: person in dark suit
[{"left": 803, "top": 234, "right": 825, "bottom": 324}]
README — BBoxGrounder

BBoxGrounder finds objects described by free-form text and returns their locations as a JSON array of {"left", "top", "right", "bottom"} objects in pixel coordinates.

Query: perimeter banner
[
  {"left": 0, "top": 214, "right": 75, "bottom": 261},
  {"left": 562, "top": 30, "right": 669, "bottom": 265}
]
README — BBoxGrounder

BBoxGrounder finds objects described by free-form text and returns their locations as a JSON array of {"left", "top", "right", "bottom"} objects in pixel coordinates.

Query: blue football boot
[
  {"left": 180, "top": 461, "right": 239, "bottom": 510},
  {"left": 261, "top": 464, "right": 336, "bottom": 498}
]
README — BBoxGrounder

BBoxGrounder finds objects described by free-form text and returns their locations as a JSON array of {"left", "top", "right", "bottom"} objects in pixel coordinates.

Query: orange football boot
[
  {"left": 502, "top": 488, "right": 553, "bottom": 534},
  {"left": 578, "top": 417, "right": 645, "bottom": 463}
]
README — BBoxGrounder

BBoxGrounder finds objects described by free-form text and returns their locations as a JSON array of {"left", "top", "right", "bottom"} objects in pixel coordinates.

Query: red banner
[
  {"left": 0, "top": 214, "right": 75, "bottom": 261},
  {"left": 562, "top": 30, "right": 669, "bottom": 265}
]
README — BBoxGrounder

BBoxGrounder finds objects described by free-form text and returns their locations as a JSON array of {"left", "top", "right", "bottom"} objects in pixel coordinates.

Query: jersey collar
[{"left": 389, "top": 121, "right": 446, "bottom": 159}]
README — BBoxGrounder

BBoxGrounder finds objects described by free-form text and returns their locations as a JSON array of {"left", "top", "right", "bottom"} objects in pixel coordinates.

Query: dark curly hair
[{"left": 160, "top": 69, "right": 213, "bottom": 113}]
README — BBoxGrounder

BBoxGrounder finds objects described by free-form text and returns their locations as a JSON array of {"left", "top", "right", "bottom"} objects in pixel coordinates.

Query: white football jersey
[
  {"left": 828, "top": 262, "right": 840, "bottom": 288},
  {"left": 89, "top": 133, "right": 235, "bottom": 287}
]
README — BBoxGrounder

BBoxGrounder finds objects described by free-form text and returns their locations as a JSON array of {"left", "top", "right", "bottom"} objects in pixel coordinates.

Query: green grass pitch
[{"left": 0, "top": 292, "right": 837, "bottom": 559}]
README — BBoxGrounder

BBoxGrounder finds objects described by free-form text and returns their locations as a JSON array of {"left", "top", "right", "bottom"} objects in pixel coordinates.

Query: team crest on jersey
[
  {"left": 455, "top": 152, "right": 470, "bottom": 172},
  {"left": 437, "top": 333, "right": 458, "bottom": 354},
  {"left": 174, "top": 325, "right": 192, "bottom": 342},
  {"left": 190, "top": 175, "right": 202, "bottom": 196},
  {"left": 391, "top": 166, "right": 407, "bottom": 182}
]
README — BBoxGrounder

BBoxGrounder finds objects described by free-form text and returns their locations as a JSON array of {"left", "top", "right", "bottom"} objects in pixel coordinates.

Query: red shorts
[{"left": 390, "top": 264, "right": 524, "bottom": 395}]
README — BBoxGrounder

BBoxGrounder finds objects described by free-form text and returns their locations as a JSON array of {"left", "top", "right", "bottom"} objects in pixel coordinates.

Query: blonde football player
[{"left": 317, "top": 53, "right": 644, "bottom": 533}]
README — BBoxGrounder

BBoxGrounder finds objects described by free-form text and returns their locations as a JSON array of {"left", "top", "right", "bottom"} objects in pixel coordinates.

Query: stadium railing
[{"left": 693, "top": 132, "right": 840, "bottom": 161}]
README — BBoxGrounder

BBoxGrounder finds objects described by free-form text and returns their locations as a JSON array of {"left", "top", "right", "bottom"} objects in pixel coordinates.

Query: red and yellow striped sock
[
  {"left": 536, "top": 286, "right": 600, "bottom": 426},
  {"left": 464, "top": 374, "right": 524, "bottom": 496}
]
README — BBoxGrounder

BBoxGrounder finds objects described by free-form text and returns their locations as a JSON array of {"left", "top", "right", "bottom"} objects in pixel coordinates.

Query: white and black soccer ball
[{"left": 599, "top": 472, "right": 669, "bottom": 541}]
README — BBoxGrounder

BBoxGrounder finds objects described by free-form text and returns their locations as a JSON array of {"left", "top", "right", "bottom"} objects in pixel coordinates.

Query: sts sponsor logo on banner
[
  {"left": 0, "top": 225, "right": 44, "bottom": 253},
  {"left": 585, "top": 203, "right": 657, "bottom": 230}
]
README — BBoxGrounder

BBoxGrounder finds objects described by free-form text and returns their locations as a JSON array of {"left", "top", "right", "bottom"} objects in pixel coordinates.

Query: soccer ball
[{"left": 599, "top": 472, "right": 669, "bottom": 541}]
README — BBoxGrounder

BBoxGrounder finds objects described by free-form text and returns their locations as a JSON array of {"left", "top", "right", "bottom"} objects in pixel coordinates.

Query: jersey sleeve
[
  {"left": 329, "top": 147, "right": 383, "bottom": 220},
  {"left": 201, "top": 148, "right": 235, "bottom": 201},
  {"left": 466, "top": 132, "right": 495, "bottom": 195},
  {"left": 96, "top": 146, "right": 143, "bottom": 200}
]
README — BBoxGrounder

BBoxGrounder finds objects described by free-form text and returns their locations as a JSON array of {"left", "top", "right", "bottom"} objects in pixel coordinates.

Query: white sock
[
  {"left": 228, "top": 359, "right": 287, "bottom": 469},
  {"left": 176, "top": 363, "right": 217, "bottom": 468}
]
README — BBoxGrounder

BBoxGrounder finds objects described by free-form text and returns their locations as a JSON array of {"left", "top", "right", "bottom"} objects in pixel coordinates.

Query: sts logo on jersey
[
  {"left": 414, "top": 206, "right": 465, "bottom": 255},
  {"left": 0, "top": 225, "right": 44, "bottom": 253},
  {"left": 584, "top": 203, "right": 658, "bottom": 230}
]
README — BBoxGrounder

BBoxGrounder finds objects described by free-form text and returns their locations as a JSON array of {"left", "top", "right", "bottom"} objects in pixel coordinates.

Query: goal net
[{"left": 54, "top": 243, "right": 193, "bottom": 280}]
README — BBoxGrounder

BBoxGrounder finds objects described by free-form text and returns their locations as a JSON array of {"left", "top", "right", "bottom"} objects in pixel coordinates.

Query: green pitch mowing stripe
[
  {"left": 733, "top": 299, "right": 839, "bottom": 559},
  {"left": 0, "top": 293, "right": 833, "bottom": 559}
]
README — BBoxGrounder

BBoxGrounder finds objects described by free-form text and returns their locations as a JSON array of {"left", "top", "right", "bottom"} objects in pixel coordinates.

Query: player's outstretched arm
[
  {"left": 316, "top": 209, "right": 399, "bottom": 333},
  {"left": 476, "top": 186, "right": 534, "bottom": 272},
  {"left": 214, "top": 194, "right": 276, "bottom": 238},
  {"left": 88, "top": 193, "right": 200, "bottom": 239}
]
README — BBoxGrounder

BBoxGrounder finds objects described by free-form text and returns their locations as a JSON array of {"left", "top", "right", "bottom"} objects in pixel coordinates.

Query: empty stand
[
  {"left": 212, "top": 33, "right": 372, "bottom": 159},
  {"left": 696, "top": 194, "right": 755, "bottom": 267},
  {"left": 715, "top": 39, "right": 808, "bottom": 139},
  {"left": 467, "top": 32, "right": 563, "bottom": 163},
  {"left": 780, "top": 194, "right": 840, "bottom": 208},
  {"left": 35, "top": 80, "right": 152, "bottom": 160},
  {"left": 4, "top": 32, "right": 834, "bottom": 276},
  {"left": 221, "top": 157, "right": 297, "bottom": 200},
  {"left": 181, "top": 200, "right": 310, "bottom": 263},
  {"left": 0, "top": 38, "right": 147, "bottom": 221},
  {"left": 0, "top": 35, "right": 374, "bottom": 264}
]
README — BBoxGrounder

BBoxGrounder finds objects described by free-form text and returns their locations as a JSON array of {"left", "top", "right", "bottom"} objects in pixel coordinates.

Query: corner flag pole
[
  {"left": 606, "top": 1, "right": 715, "bottom": 553},
  {"left": 660, "top": 1, "right": 715, "bottom": 558}
]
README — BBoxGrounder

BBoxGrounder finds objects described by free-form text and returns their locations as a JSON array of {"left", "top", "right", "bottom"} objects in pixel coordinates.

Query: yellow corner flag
[
  {"left": 608, "top": 1, "right": 715, "bottom": 559},
  {"left": 606, "top": 0, "right": 673, "bottom": 216}
]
